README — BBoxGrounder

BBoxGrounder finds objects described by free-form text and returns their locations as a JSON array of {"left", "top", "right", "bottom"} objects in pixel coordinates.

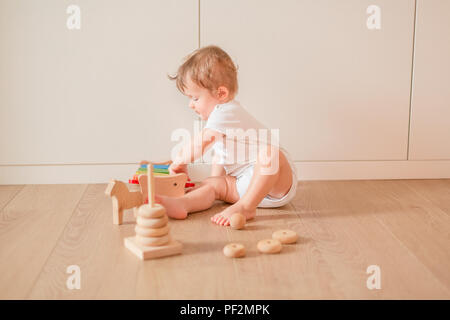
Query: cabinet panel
[
  {"left": 409, "top": 0, "right": 450, "bottom": 160},
  {"left": 201, "top": 0, "right": 415, "bottom": 160},
  {"left": 0, "top": 0, "right": 198, "bottom": 164}
]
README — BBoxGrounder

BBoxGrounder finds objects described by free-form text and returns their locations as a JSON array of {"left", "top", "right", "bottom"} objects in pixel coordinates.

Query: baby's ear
[{"left": 216, "top": 86, "right": 229, "bottom": 100}]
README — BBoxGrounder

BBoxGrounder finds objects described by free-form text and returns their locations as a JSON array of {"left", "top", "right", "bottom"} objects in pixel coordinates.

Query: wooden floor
[{"left": 0, "top": 179, "right": 449, "bottom": 299}]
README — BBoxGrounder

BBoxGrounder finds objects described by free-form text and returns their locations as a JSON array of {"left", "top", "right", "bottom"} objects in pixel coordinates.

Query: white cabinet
[
  {"left": 1, "top": 0, "right": 448, "bottom": 183},
  {"left": 409, "top": 0, "right": 450, "bottom": 160},
  {"left": 201, "top": 0, "right": 416, "bottom": 161},
  {"left": 0, "top": 0, "right": 198, "bottom": 164}
]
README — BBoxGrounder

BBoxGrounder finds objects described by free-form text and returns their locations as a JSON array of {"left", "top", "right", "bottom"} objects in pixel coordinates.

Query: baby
[{"left": 154, "top": 45, "right": 298, "bottom": 226}]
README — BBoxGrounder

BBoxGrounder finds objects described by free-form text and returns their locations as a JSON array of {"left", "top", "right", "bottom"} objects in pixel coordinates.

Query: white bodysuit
[{"left": 204, "top": 100, "right": 297, "bottom": 208}]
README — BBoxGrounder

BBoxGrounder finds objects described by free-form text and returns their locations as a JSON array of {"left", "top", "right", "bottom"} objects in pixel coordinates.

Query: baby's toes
[
  {"left": 216, "top": 216, "right": 225, "bottom": 225},
  {"left": 211, "top": 214, "right": 221, "bottom": 224},
  {"left": 219, "top": 216, "right": 228, "bottom": 226},
  {"left": 219, "top": 216, "right": 229, "bottom": 226}
]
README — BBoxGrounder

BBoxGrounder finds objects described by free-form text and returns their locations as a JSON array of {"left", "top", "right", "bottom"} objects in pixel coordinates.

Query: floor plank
[
  {"left": 133, "top": 202, "right": 239, "bottom": 299},
  {"left": 28, "top": 184, "right": 141, "bottom": 299},
  {"left": 0, "top": 184, "right": 88, "bottom": 299},
  {"left": 28, "top": 185, "right": 238, "bottom": 299},
  {"left": 0, "top": 185, "right": 24, "bottom": 211},
  {"left": 361, "top": 180, "right": 450, "bottom": 290},
  {"left": 402, "top": 179, "right": 450, "bottom": 214},
  {"left": 224, "top": 203, "right": 341, "bottom": 299},
  {"left": 292, "top": 180, "right": 449, "bottom": 299},
  {"left": 1, "top": 180, "right": 449, "bottom": 299}
]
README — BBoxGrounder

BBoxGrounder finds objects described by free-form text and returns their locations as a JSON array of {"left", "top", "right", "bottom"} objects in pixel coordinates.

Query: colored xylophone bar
[{"left": 129, "top": 163, "right": 194, "bottom": 188}]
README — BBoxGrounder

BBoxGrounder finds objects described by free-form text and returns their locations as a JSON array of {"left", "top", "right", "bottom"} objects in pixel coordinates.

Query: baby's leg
[
  {"left": 210, "top": 163, "right": 226, "bottom": 177},
  {"left": 155, "top": 175, "right": 240, "bottom": 219},
  {"left": 211, "top": 145, "right": 292, "bottom": 226}
]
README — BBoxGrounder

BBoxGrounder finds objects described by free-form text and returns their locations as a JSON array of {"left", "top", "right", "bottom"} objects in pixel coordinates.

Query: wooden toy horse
[
  {"left": 105, "top": 160, "right": 190, "bottom": 225},
  {"left": 105, "top": 179, "right": 143, "bottom": 225}
]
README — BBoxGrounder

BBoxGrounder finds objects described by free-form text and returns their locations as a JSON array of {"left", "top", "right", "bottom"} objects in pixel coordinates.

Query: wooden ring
[
  {"left": 135, "top": 225, "right": 170, "bottom": 237},
  {"left": 272, "top": 229, "right": 298, "bottom": 244},
  {"left": 257, "top": 239, "right": 282, "bottom": 254},
  {"left": 136, "top": 215, "right": 168, "bottom": 228},
  {"left": 138, "top": 204, "right": 166, "bottom": 219},
  {"left": 223, "top": 243, "right": 246, "bottom": 258}
]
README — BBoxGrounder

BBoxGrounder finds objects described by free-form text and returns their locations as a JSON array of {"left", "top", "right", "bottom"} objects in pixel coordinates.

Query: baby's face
[{"left": 183, "top": 78, "right": 220, "bottom": 121}]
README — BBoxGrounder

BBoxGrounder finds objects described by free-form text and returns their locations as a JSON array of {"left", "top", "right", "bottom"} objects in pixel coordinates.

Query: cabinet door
[
  {"left": 0, "top": 0, "right": 198, "bottom": 164},
  {"left": 201, "top": 0, "right": 415, "bottom": 160},
  {"left": 409, "top": 0, "right": 450, "bottom": 160}
]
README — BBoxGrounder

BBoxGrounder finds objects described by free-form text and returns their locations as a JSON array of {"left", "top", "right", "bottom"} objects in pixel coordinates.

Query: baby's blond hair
[{"left": 169, "top": 45, "right": 238, "bottom": 99}]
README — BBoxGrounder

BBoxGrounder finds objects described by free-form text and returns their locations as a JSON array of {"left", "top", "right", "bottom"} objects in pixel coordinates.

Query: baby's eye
[{"left": 193, "top": 98, "right": 199, "bottom": 102}]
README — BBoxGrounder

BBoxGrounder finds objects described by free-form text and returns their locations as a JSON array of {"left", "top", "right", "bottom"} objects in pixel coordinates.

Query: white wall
[
  {"left": 201, "top": 0, "right": 414, "bottom": 161},
  {"left": 409, "top": 0, "right": 450, "bottom": 160},
  {"left": 0, "top": 0, "right": 449, "bottom": 184}
]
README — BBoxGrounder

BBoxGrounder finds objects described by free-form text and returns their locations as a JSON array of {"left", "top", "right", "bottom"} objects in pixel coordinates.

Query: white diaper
[{"left": 234, "top": 150, "right": 298, "bottom": 208}]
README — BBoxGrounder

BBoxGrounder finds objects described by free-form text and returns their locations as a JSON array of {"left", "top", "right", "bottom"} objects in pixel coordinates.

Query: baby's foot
[
  {"left": 153, "top": 195, "right": 188, "bottom": 220},
  {"left": 211, "top": 201, "right": 256, "bottom": 226}
]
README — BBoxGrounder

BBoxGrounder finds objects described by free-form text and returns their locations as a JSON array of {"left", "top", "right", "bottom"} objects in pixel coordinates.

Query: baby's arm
[{"left": 170, "top": 128, "right": 224, "bottom": 174}]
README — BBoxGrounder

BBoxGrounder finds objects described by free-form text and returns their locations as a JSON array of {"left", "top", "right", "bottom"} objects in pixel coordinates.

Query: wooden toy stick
[
  {"left": 125, "top": 162, "right": 182, "bottom": 260},
  {"left": 147, "top": 163, "right": 155, "bottom": 207}
]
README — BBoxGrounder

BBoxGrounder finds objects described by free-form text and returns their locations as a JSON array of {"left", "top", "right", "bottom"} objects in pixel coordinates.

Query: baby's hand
[{"left": 169, "top": 162, "right": 190, "bottom": 180}]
